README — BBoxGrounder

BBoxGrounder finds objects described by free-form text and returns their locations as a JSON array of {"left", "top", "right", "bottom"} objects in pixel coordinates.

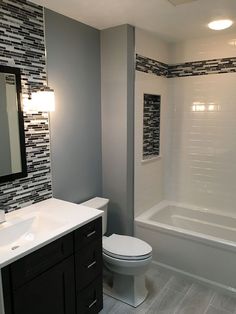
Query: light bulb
[{"left": 208, "top": 19, "right": 233, "bottom": 31}]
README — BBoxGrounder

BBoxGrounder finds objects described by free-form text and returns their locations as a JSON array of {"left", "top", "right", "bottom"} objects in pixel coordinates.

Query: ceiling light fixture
[
  {"left": 167, "top": 0, "right": 197, "bottom": 6},
  {"left": 208, "top": 19, "right": 233, "bottom": 31}
]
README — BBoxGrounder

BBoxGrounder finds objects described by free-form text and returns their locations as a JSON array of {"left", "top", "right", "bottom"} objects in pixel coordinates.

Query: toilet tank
[{"left": 81, "top": 197, "right": 109, "bottom": 235}]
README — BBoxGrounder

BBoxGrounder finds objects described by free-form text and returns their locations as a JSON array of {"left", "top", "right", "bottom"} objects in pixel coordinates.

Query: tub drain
[{"left": 11, "top": 245, "right": 20, "bottom": 250}]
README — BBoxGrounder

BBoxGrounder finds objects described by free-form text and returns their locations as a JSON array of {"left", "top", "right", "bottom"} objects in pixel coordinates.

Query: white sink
[
  {"left": 0, "top": 212, "right": 67, "bottom": 252},
  {"left": 0, "top": 198, "right": 102, "bottom": 269}
]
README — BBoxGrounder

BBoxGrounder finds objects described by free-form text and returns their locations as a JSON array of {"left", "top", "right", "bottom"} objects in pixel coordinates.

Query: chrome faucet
[{"left": 0, "top": 205, "right": 6, "bottom": 224}]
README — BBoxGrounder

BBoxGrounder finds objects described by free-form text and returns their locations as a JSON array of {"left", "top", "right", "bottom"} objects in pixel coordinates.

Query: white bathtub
[{"left": 135, "top": 201, "right": 236, "bottom": 292}]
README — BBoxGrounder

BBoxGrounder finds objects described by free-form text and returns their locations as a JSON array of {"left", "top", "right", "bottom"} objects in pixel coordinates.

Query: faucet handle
[
  {"left": 0, "top": 204, "right": 8, "bottom": 224},
  {"left": 0, "top": 208, "right": 5, "bottom": 224}
]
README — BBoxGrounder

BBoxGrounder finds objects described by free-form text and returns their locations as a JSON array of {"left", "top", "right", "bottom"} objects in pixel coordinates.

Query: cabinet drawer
[
  {"left": 74, "top": 217, "right": 102, "bottom": 251},
  {"left": 11, "top": 233, "right": 73, "bottom": 290},
  {"left": 77, "top": 275, "right": 103, "bottom": 314},
  {"left": 75, "top": 238, "right": 102, "bottom": 290}
]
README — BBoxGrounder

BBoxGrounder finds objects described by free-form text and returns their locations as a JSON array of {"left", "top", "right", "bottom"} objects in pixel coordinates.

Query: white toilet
[{"left": 81, "top": 197, "right": 152, "bottom": 307}]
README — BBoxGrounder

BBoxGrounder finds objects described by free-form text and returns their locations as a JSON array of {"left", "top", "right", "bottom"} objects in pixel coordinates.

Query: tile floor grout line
[
  {"left": 209, "top": 304, "right": 233, "bottom": 314},
  {"left": 142, "top": 275, "right": 178, "bottom": 313},
  {"left": 172, "top": 283, "right": 194, "bottom": 314},
  {"left": 209, "top": 292, "right": 216, "bottom": 306},
  {"left": 203, "top": 292, "right": 217, "bottom": 314}
]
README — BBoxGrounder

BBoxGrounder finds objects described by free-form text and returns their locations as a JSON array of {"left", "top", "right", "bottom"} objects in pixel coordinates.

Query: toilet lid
[{"left": 103, "top": 234, "right": 152, "bottom": 260}]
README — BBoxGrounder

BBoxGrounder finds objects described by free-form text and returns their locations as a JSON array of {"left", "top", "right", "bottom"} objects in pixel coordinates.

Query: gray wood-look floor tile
[
  {"left": 146, "top": 287, "right": 186, "bottom": 314},
  {"left": 100, "top": 294, "right": 116, "bottom": 314},
  {"left": 104, "top": 299, "right": 134, "bottom": 314},
  {"left": 210, "top": 293, "right": 236, "bottom": 314},
  {"left": 170, "top": 283, "right": 214, "bottom": 314},
  {"left": 146, "top": 264, "right": 173, "bottom": 291},
  {"left": 100, "top": 265, "right": 236, "bottom": 314},
  {"left": 205, "top": 305, "right": 232, "bottom": 314},
  {"left": 166, "top": 275, "right": 192, "bottom": 294}
]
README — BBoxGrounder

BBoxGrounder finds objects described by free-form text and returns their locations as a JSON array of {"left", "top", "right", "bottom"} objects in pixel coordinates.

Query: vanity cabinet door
[
  {"left": 11, "top": 233, "right": 73, "bottom": 290},
  {"left": 12, "top": 256, "right": 76, "bottom": 314}
]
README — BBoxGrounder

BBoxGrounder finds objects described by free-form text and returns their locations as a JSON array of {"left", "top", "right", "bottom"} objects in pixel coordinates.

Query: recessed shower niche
[{"left": 143, "top": 93, "right": 161, "bottom": 160}]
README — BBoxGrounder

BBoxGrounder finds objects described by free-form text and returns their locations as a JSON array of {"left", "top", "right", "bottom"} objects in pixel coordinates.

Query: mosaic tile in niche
[{"left": 143, "top": 94, "right": 161, "bottom": 160}]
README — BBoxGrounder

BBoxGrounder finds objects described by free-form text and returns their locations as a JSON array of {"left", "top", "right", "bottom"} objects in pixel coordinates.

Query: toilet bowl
[
  {"left": 103, "top": 234, "right": 152, "bottom": 275},
  {"left": 81, "top": 197, "right": 152, "bottom": 307},
  {"left": 103, "top": 234, "right": 152, "bottom": 307}
]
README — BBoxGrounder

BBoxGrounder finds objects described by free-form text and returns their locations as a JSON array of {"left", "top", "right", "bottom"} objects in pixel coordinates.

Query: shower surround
[
  {"left": 134, "top": 28, "right": 236, "bottom": 291},
  {"left": 135, "top": 29, "right": 236, "bottom": 217}
]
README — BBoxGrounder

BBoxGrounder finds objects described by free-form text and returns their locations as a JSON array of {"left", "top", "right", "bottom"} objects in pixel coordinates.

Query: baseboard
[{"left": 151, "top": 260, "right": 236, "bottom": 296}]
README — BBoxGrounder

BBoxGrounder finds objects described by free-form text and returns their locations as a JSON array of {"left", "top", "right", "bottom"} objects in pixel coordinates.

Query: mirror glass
[{"left": 0, "top": 66, "right": 27, "bottom": 183}]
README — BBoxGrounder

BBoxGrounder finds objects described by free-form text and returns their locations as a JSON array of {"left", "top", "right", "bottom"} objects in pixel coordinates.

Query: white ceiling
[{"left": 31, "top": 0, "right": 236, "bottom": 42}]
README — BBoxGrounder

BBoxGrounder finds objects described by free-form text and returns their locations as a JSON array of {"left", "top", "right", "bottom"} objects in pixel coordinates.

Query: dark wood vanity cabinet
[
  {"left": 2, "top": 217, "right": 103, "bottom": 314},
  {"left": 74, "top": 218, "right": 103, "bottom": 313}
]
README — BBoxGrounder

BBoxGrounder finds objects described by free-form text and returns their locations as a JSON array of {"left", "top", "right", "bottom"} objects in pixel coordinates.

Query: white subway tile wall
[
  {"left": 166, "top": 73, "right": 236, "bottom": 213},
  {"left": 135, "top": 28, "right": 171, "bottom": 64},
  {"left": 135, "top": 29, "right": 236, "bottom": 216},
  {"left": 134, "top": 71, "right": 168, "bottom": 216},
  {"left": 170, "top": 34, "right": 236, "bottom": 64}
]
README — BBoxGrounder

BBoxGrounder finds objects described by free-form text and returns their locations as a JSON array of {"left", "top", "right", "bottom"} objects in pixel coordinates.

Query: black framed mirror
[{"left": 0, "top": 65, "right": 27, "bottom": 183}]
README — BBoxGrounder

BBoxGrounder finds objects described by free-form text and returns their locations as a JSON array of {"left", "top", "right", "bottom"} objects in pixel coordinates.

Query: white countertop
[{"left": 0, "top": 198, "right": 103, "bottom": 268}]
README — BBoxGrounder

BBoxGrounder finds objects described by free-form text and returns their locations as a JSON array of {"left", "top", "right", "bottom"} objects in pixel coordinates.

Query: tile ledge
[{"left": 141, "top": 156, "right": 162, "bottom": 164}]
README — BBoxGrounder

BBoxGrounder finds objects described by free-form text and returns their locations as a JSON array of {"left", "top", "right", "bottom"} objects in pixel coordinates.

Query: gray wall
[
  {"left": 0, "top": 75, "right": 12, "bottom": 176},
  {"left": 45, "top": 9, "right": 102, "bottom": 204},
  {"left": 101, "top": 25, "right": 135, "bottom": 236}
]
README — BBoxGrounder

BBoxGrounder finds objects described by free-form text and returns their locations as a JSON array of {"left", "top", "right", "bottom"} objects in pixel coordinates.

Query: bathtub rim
[
  {"left": 135, "top": 200, "right": 236, "bottom": 253},
  {"left": 136, "top": 200, "right": 236, "bottom": 220}
]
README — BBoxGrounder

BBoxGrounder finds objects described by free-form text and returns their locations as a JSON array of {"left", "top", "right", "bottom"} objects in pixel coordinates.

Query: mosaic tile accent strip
[
  {"left": 168, "top": 57, "right": 236, "bottom": 77},
  {"left": 136, "top": 54, "right": 236, "bottom": 78},
  {"left": 143, "top": 94, "right": 161, "bottom": 160},
  {"left": 0, "top": 0, "right": 52, "bottom": 211},
  {"left": 136, "top": 54, "right": 168, "bottom": 77}
]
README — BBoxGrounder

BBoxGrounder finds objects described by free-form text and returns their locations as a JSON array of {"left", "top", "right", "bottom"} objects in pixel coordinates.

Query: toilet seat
[
  {"left": 103, "top": 251, "right": 152, "bottom": 269},
  {"left": 103, "top": 251, "right": 152, "bottom": 261},
  {"left": 103, "top": 234, "right": 152, "bottom": 261}
]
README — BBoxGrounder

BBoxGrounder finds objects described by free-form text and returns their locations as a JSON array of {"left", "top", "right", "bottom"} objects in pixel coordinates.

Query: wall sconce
[{"left": 23, "top": 86, "right": 55, "bottom": 112}]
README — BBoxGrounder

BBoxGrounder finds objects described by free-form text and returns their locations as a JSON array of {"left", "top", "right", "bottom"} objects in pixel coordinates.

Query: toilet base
[{"left": 103, "top": 272, "right": 148, "bottom": 307}]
